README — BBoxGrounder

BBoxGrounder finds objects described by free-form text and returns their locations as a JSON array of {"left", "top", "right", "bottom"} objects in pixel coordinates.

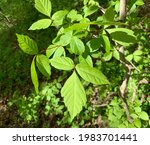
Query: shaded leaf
[
  {"left": 36, "top": 54, "right": 51, "bottom": 78},
  {"left": 31, "top": 57, "right": 39, "bottom": 93},
  {"left": 106, "top": 28, "right": 137, "bottom": 46},
  {"left": 86, "top": 38, "right": 102, "bottom": 52},
  {"left": 103, "top": 6, "right": 114, "bottom": 22},
  {"left": 84, "top": 5, "right": 99, "bottom": 17}
]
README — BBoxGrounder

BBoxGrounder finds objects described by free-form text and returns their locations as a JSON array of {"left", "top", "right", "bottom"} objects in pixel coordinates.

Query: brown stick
[{"left": 118, "top": 0, "right": 133, "bottom": 123}]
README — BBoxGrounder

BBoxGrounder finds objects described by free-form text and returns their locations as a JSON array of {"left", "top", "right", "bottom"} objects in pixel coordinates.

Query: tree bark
[{"left": 119, "top": 0, "right": 127, "bottom": 21}]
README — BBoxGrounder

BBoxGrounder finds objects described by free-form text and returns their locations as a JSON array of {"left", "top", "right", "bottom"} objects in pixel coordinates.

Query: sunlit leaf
[
  {"left": 102, "top": 35, "right": 112, "bottom": 52},
  {"left": 76, "top": 62, "right": 109, "bottom": 85},
  {"left": 16, "top": 34, "right": 38, "bottom": 55},
  {"left": 50, "top": 57, "right": 74, "bottom": 70},
  {"left": 70, "top": 36, "right": 85, "bottom": 55},
  {"left": 61, "top": 71, "right": 86, "bottom": 120},
  {"left": 29, "top": 19, "right": 52, "bottom": 30},
  {"left": 139, "top": 111, "right": 149, "bottom": 120},
  {"left": 35, "top": 0, "right": 52, "bottom": 17},
  {"left": 52, "top": 10, "right": 68, "bottom": 26}
]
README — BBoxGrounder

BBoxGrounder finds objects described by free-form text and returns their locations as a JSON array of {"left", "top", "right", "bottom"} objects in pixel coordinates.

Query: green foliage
[
  {"left": 0, "top": 0, "right": 148, "bottom": 127},
  {"left": 15, "top": 0, "right": 150, "bottom": 123},
  {"left": 8, "top": 80, "right": 63, "bottom": 123}
]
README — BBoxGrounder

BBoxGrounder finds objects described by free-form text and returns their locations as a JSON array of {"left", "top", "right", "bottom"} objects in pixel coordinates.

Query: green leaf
[
  {"left": 133, "top": 50, "right": 143, "bottom": 56},
  {"left": 70, "top": 36, "right": 85, "bottom": 55},
  {"left": 86, "top": 38, "right": 102, "bottom": 52},
  {"left": 84, "top": 5, "right": 99, "bottom": 17},
  {"left": 59, "top": 32, "right": 72, "bottom": 46},
  {"left": 67, "top": 9, "right": 83, "bottom": 22},
  {"left": 35, "top": 0, "right": 52, "bottom": 17},
  {"left": 135, "top": 0, "right": 144, "bottom": 6},
  {"left": 134, "top": 106, "right": 142, "bottom": 114},
  {"left": 134, "top": 119, "right": 141, "bottom": 128},
  {"left": 65, "top": 23, "right": 91, "bottom": 32},
  {"left": 52, "top": 10, "right": 68, "bottom": 26},
  {"left": 113, "top": 48, "right": 120, "bottom": 60},
  {"left": 102, "top": 52, "right": 113, "bottom": 61},
  {"left": 106, "top": 28, "right": 137, "bottom": 46},
  {"left": 29, "top": 19, "right": 52, "bottom": 30},
  {"left": 79, "top": 55, "right": 93, "bottom": 67},
  {"left": 126, "top": 54, "right": 133, "bottom": 61},
  {"left": 103, "top": 6, "right": 114, "bottom": 22},
  {"left": 50, "top": 57, "right": 74, "bottom": 70},
  {"left": 133, "top": 55, "right": 141, "bottom": 62},
  {"left": 46, "top": 45, "right": 59, "bottom": 58},
  {"left": 139, "top": 111, "right": 149, "bottom": 120},
  {"left": 36, "top": 55, "right": 51, "bottom": 78},
  {"left": 53, "top": 47, "right": 65, "bottom": 57},
  {"left": 95, "top": 21, "right": 126, "bottom": 26},
  {"left": 31, "top": 57, "right": 39, "bottom": 93},
  {"left": 61, "top": 71, "right": 86, "bottom": 120},
  {"left": 76, "top": 62, "right": 109, "bottom": 85},
  {"left": 102, "top": 35, "right": 112, "bottom": 52},
  {"left": 130, "top": 113, "right": 138, "bottom": 119},
  {"left": 16, "top": 34, "right": 38, "bottom": 55}
]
